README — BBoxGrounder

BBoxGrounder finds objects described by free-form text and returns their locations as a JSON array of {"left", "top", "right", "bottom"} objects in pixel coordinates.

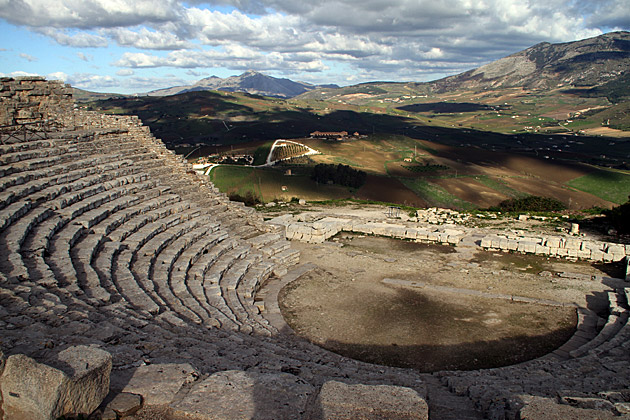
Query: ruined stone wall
[
  {"left": 0, "top": 76, "right": 73, "bottom": 126},
  {"left": 481, "top": 234, "right": 630, "bottom": 263},
  {"left": 270, "top": 215, "right": 465, "bottom": 245}
]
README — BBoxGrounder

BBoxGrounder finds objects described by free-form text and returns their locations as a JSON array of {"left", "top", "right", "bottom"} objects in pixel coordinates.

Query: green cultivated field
[
  {"left": 567, "top": 169, "right": 630, "bottom": 204},
  {"left": 400, "top": 178, "right": 477, "bottom": 210},
  {"left": 209, "top": 165, "right": 352, "bottom": 203}
]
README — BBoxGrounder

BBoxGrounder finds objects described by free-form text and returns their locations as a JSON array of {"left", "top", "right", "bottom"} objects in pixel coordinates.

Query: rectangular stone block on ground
[
  {"left": 171, "top": 370, "right": 314, "bottom": 420},
  {"left": 118, "top": 363, "right": 198, "bottom": 406},
  {"left": 306, "top": 380, "right": 428, "bottom": 420},
  {"left": 0, "top": 345, "right": 111, "bottom": 420}
]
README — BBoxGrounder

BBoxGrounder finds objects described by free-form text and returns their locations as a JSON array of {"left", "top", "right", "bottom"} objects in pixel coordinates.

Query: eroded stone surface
[
  {"left": 121, "top": 363, "right": 198, "bottom": 406},
  {"left": 107, "top": 392, "right": 142, "bottom": 417},
  {"left": 306, "top": 380, "right": 429, "bottom": 420},
  {"left": 0, "top": 345, "right": 111, "bottom": 420},
  {"left": 518, "top": 396, "right": 618, "bottom": 420},
  {"left": 171, "top": 370, "right": 314, "bottom": 420}
]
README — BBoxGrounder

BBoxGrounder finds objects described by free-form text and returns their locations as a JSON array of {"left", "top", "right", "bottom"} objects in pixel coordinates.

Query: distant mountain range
[
  {"left": 147, "top": 70, "right": 338, "bottom": 98},
  {"left": 431, "top": 31, "right": 630, "bottom": 92},
  {"left": 82, "top": 31, "right": 629, "bottom": 102}
]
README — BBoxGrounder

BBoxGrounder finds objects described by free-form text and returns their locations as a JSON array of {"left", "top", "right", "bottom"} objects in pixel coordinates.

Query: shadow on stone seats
[{"left": 586, "top": 290, "right": 614, "bottom": 316}]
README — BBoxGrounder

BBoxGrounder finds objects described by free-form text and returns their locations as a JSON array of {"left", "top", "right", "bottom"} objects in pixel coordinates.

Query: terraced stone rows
[
  {"left": 1, "top": 115, "right": 303, "bottom": 347},
  {"left": 4, "top": 81, "right": 630, "bottom": 419}
]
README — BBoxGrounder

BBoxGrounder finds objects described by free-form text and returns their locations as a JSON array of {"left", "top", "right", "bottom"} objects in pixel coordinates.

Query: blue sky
[{"left": 1, "top": 0, "right": 628, "bottom": 94}]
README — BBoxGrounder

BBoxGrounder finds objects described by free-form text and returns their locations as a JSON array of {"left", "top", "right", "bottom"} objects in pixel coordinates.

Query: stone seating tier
[{"left": 3, "top": 77, "right": 630, "bottom": 420}]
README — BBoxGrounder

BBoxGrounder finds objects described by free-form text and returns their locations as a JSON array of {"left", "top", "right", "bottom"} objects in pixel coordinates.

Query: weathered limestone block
[
  {"left": 106, "top": 392, "right": 143, "bottom": 417},
  {"left": 171, "top": 370, "right": 314, "bottom": 420},
  {"left": 120, "top": 363, "right": 198, "bottom": 406},
  {"left": 556, "top": 248, "right": 569, "bottom": 257},
  {"left": 544, "top": 237, "right": 562, "bottom": 248},
  {"left": 625, "top": 256, "right": 630, "bottom": 281},
  {"left": 591, "top": 250, "right": 605, "bottom": 262},
  {"left": 404, "top": 228, "right": 418, "bottom": 239},
  {"left": 415, "top": 228, "right": 429, "bottom": 240},
  {"left": 480, "top": 236, "right": 493, "bottom": 248},
  {"left": 564, "top": 238, "right": 581, "bottom": 250},
  {"left": 0, "top": 345, "right": 112, "bottom": 420},
  {"left": 370, "top": 223, "right": 394, "bottom": 236},
  {"left": 388, "top": 225, "right": 408, "bottom": 238},
  {"left": 518, "top": 396, "right": 617, "bottom": 420},
  {"left": 490, "top": 237, "right": 502, "bottom": 249},
  {"left": 605, "top": 244, "right": 627, "bottom": 262},
  {"left": 534, "top": 244, "right": 550, "bottom": 255},
  {"left": 437, "top": 232, "right": 450, "bottom": 243},
  {"left": 350, "top": 223, "right": 371, "bottom": 235},
  {"left": 306, "top": 381, "right": 428, "bottom": 420},
  {"left": 315, "top": 217, "right": 351, "bottom": 233},
  {"left": 517, "top": 241, "right": 537, "bottom": 254},
  {"left": 446, "top": 235, "right": 461, "bottom": 245},
  {"left": 577, "top": 249, "right": 592, "bottom": 260}
]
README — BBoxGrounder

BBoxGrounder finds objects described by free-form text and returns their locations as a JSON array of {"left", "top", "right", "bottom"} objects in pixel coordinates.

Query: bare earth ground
[
  {"left": 274, "top": 205, "right": 620, "bottom": 372},
  {"left": 582, "top": 126, "right": 630, "bottom": 138}
]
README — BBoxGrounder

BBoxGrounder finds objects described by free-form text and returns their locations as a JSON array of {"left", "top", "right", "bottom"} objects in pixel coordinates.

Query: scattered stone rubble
[
  {"left": 1, "top": 77, "right": 630, "bottom": 420},
  {"left": 416, "top": 207, "right": 470, "bottom": 225}
]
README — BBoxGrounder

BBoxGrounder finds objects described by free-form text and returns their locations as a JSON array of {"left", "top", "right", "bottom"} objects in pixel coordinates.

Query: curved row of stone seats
[
  {"left": 129, "top": 216, "right": 215, "bottom": 315},
  {"left": 0, "top": 167, "right": 159, "bottom": 284},
  {"left": 0, "top": 80, "right": 476, "bottom": 418},
  {"left": 441, "top": 287, "right": 630, "bottom": 419},
  {"left": 568, "top": 290, "right": 629, "bottom": 358}
]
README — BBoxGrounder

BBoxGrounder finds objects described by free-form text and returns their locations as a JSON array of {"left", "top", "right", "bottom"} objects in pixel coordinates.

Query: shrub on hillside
[
  {"left": 604, "top": 196, "right": 630, "bottom": 234},
  {"left": 229, "top": 191, "right": 261, "bottom": 207},
  {"left": 489, "top": 196, "right": 566, "bottom": 212},
  {"left": 311, "top": 163, "right": 367, "bottom": 189}
]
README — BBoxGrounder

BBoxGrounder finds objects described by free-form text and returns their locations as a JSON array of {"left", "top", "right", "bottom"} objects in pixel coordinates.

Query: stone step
[{"left": 113, "top": 248, "right": 161, "bottom": 315}]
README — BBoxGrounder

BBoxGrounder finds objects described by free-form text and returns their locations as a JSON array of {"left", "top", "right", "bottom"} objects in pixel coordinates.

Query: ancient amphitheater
[{"left": 1, "top": 77, "right": 630, "bottom": 420}]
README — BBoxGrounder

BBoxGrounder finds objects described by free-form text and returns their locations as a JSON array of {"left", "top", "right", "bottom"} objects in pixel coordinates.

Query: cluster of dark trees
[
  {"left": 489, "top": 196, "right": 566, "bottom": 212},
  {"left": 228, "top": 191, "right": 261, "bottom": 207},
  {"left": 605, "top": 195, "right": 630, "bottom": 234},
  {"left": 311, "top": 163, "right": 367, "bottom": 188}
]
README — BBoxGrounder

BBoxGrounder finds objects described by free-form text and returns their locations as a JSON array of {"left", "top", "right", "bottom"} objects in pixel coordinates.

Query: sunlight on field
[{"left": 567, "top": 169, "right": 630, "bottom": 204}]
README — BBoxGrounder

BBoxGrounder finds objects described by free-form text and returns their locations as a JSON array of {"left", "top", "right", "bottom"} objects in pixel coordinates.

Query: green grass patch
[
  {"left": 331, "top": 156, "right": 364, "bottom": 167},
  {"left": 210, "top": 165, "right": 351, "bottom": 203},
  {"left": 400, "top": 178, "right": 477, "bottom": 210},
  {"left": 475, "top": 176, "right": 528, "bottom": 198},
  {"left": 253, "top": 142, "right": 273, "bottom": 165},
  {"left": 311, "top": 198, "right": 420, "bottom": 214},
  {"left": 567, "top": 169, "right": 630, "bottom": 204},
  {"left": 402, "top": 164, "right": 449, "bottom": 173}
]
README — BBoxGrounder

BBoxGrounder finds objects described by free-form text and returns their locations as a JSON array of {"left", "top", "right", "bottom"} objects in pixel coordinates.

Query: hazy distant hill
[
  {"left": 147, "top": 70, "right": 338, "bottom": 98},
  {"left": 432, "top": 31, "right": 630, "bottom": 92},
  {"left": 72, "top": 87, "right": 126, "bottom": 102}
]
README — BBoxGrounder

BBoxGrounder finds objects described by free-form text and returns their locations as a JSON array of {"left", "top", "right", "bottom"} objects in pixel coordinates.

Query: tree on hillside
[
  {"left": 311, "top": 163, "right": 367, "bottom": 188},
  {"left": 604, "top": 195, "right": 630, "bottom": 234},
  {"left": 489, "top": 196, "right": 566, "bottom": 212}
]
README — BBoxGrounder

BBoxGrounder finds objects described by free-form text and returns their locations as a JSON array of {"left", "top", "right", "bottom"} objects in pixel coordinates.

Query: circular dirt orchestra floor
[{"left": 278, "top": 235, "right": 614, "bottom": 372}]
